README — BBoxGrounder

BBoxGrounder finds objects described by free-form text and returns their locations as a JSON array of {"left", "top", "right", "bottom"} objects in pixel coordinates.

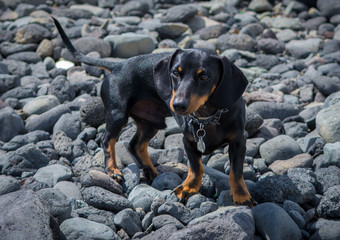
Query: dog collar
[
  {"left": 187, "top": 108, "right": 229, "bottom": 125},
  {"left": 186, "top": 108, "right": 229, "bottom": 153}
]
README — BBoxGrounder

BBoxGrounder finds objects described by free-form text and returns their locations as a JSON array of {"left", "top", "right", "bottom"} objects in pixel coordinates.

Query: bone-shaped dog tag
[{"left": 197, "top": 136, "right": 206, "bottom": 153}]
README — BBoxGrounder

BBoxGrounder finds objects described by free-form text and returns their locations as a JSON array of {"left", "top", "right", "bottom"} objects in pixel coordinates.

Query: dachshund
[{"left": 53, "top": 17, "right": 255, "bottom": 206}]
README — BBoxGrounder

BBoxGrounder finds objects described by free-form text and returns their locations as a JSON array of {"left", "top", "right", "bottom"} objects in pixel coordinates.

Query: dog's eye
[
  {"left": 200, "top": 74, "right": 209, "bottom": 80},
  {"left": 172, "top": 70, "right": 180, "bottom": 77}
]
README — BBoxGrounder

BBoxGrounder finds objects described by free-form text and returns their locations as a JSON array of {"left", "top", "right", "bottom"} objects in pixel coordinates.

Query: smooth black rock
[{"left": 253, "top": 203, "right": 301, "bottom": 240}]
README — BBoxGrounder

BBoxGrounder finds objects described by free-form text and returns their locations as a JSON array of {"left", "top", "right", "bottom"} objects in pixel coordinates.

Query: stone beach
[{"left": 0, "top": 0, "right": 340, "bottom": 239}]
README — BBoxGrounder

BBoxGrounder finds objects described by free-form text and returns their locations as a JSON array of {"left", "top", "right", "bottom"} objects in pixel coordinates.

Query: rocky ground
[{"left": 0, "top": 0, "right": 340, "bottom": 239}]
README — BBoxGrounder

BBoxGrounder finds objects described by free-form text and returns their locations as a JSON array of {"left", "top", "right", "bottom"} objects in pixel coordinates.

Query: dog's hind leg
[{"left": 102, "top": 109, "right": 128, "bottom": 182}]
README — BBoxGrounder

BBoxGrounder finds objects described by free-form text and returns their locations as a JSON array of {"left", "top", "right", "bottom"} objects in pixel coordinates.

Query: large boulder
[
  {"left": 0, "top": 190, "right": 53, "bottom": 240},
  {"left": 169, "top": 206, "right": 255, "bottom": 240},
  {"left": 253, "top": 203, "right": 301, "bottom": 240},
  {"left": 316, "top": 102, "right": 340, "bottom": 142}
]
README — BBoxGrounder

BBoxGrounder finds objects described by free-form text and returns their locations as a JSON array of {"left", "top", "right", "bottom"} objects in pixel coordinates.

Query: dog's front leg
[
  {"left": 228, "top": 136, "right": 256, "bottom": 207},
  {"left": 173, "top": 137, "right": 203, "bottom": 202}
]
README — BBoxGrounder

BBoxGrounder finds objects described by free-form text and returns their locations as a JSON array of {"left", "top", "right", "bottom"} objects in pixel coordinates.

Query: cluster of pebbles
[{"left": 0, "top": 0, "right": 340, "bottom": 239}]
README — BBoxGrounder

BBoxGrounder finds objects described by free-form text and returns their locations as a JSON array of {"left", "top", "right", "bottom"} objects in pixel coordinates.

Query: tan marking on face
[
  {"left": 171, "top": 84, "right": 217, "bottom": 115},
  {"left": 185, "top": 85, "right": 216, "bottom": 114},
  {"left": 170, "top": 89, "right": 176, "bottom": 112},
  {"left": 209, "top": 84, "right": 216, "bottom": 96},
  {"left": 186, "top": 94, "right": 210, "bottom": 114},
  {"left": 178, "top": 66, "right": 182, "bottom": 72},
  {"left": 197, "top": 69, "right": 203, "bottom": 75}
]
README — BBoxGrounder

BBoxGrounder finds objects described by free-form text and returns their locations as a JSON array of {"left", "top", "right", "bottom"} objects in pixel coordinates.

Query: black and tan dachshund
[{"left": 53, "top": 17, "right": 256, "bottom": 206}]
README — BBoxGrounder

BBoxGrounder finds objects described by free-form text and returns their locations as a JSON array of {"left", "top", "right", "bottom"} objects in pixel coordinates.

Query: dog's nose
[{"left": 173, "top": 99, "right": 188, "bottom": 113}]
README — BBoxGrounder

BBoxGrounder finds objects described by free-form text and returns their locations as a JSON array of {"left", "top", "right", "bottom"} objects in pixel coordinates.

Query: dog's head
[{"left": 154, "top": 49, "right": 248, "bottom": 115}]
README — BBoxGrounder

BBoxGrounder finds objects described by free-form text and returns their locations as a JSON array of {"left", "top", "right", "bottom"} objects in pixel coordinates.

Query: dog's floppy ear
[
  {"left": 210, "top": 56, "right": 248, "bottom": 109},
  {"left": 154, "top": 49, "right": 181, "bottom": 100}
]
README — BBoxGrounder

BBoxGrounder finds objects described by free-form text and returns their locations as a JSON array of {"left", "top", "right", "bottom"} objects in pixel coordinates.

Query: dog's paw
[
  {"left": 141, "top": 167, "right": 158, "bottom": 183},
  {"left": 172, "top": 183, "right": 200, "bottom": 203},
  {"left": 232, "top": 193, "right": 257, "bottom": 208},
  {"left": 106, "top": 168, "right": 124, "bottom": 183}
]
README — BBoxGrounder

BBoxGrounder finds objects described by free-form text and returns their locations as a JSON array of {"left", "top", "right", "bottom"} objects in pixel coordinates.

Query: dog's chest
[{"left": 173, "top": 114, "right": 228, "bottom": 154}]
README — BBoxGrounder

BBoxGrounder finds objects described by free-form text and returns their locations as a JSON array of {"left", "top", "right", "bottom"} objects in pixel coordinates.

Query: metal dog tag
[
  {"left": 197, "top": 136, "right": 206, "bottom": 153},
  {"left": 196, "top": 124, "right": 206, "bottom": 153}
]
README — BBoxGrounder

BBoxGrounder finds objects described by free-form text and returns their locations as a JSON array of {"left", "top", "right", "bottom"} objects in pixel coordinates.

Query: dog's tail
[{"left": 52, "top": 16, "right": 115, "bottom": 70}]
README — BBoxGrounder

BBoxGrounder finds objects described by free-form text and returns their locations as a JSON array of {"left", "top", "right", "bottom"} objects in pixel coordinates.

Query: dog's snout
[{"left": 173, "top": 98, "right": 188, "bottom": 113}]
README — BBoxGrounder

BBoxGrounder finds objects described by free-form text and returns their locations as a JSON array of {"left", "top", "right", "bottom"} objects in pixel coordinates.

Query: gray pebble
[
  {"left": 310, "top": 219, "right": 340, "bottom": 240},
  {"left": 23, "top": 95, "right": 60, "bottom": 116},
  {"left": 37, "top": 188, "right": 71, "bottom": 222},
  {"left": 248, "top": 101, "right": 303, "bottom": 120},
  {"left": 25, "top": 104, "right": 71, "bottom": 132},
  {"left": 161, "top": 4, "right": 197, "bottom": 23},
  {"left": 82, "top": 186, "right": 132, "bottom": 213},
  {"left": 15, "top": 24, "right": 51, "bottom": 44},
  {"left": 288, "top": 210, "right": 306, "bottom": 229},
  {"left": 217, "top": 33, "right": 257, "bottom": 52},
  {"left": 152, "top": 214, "right": 185, "bottom": 230},
  {"left": 158, "top": 201, "right": 195, "bottom": 225},
  {"left": 0, "top": 175, "right": 20, "bottom": 196},
  {"left": 155, "top": 23, "right": 189, "bottom": 40},
  {"left": 80, "top": 169, "right": 123, "bottom": 195},
  {"left": 185, "top": 194, "right": 210, "bottom": 210},
  {"left": 104, "top": 33, "right": 154, "bottom": 58},
  {"left": 323, "top": 142, "right": 340, "bottom": 168},
  {"left": 53, "top": 181, "right": 82, "bottom": 200},
  {"left": 53, "top": 112, "right": 81, "bottom": 140},
  {"left": 114, "top": 208, "right": 142, "bottom": 237},
  {"left": 60, "top": 217, "right": 119, "bottom": 240},
  {"left": 2, "top": 143, "right": 49, "bottom": 176},
  {"left": 317, "top": 185, "right": 340, "bottom": 218},
  {"left": 151, "top": 172, "right": 182, "bottom": 191},
  {"left": 0, "top": 41, "right": 37, "bottom": 57},
  {"left": 315, "top": 166, "right": 340, "bottom": 194},
  {"left": 122, "top": 164, "right": 140, "bottom": 194},
  {"left": 0, "top": 107, "right": 26, "bottom": 142},
  {"left": 259, "top": 135, "right": 302, "bottom": 165},
  {"left": 257, "top": 38, "right": 285, "bottom": 54}
]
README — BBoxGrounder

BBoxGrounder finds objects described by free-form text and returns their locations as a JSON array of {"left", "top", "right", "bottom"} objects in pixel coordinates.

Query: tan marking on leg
[
  {"left": 174, "top": 160, "right": 203, "bottom": 201},
  {"left": 136, "top": 141, "right": 158, "bottom": 176},
  {"left": 107, "top": 138, "right": 123, "bottom": 180},
  {"left": 229, "top": 166, "right": 255, "bottom": 207}
]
